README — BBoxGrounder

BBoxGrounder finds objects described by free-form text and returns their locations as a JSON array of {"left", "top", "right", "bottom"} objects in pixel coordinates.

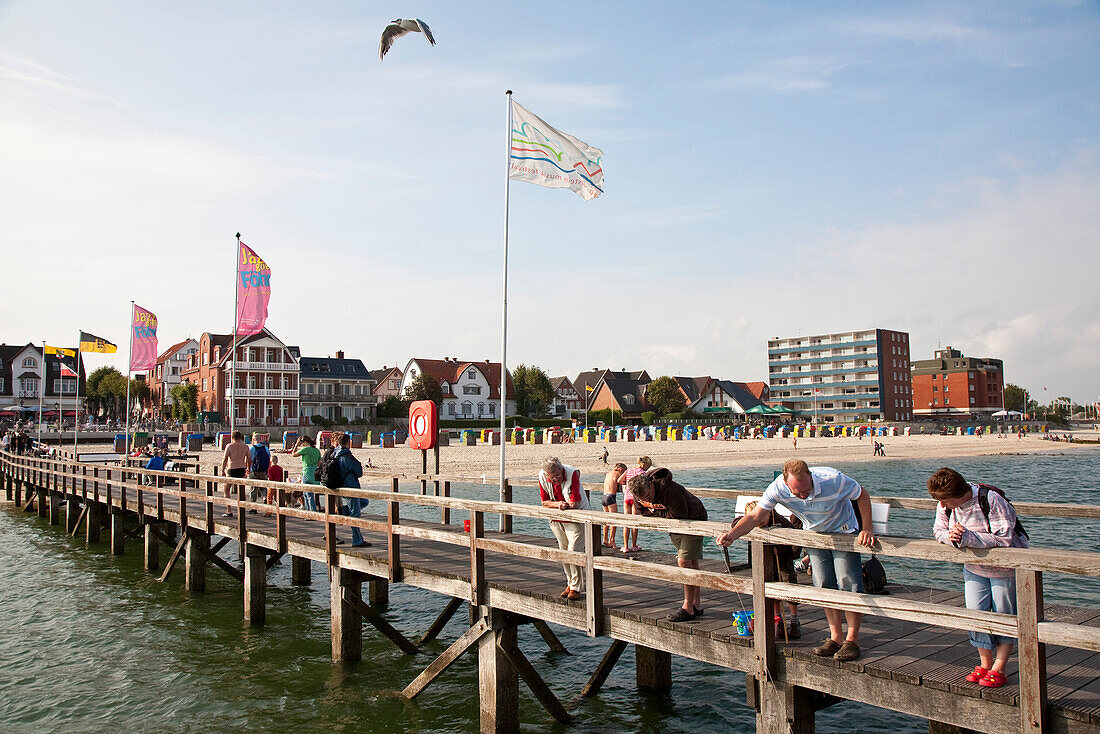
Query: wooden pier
[{"left": 4, "top": 449, "right": 1100, "bottom": 734}]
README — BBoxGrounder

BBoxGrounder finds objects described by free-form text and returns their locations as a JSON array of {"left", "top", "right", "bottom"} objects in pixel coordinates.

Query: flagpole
[
  {"left": 37, "top": 341, "right": 45, "bottom": 444},
  {"left": 74, "top": 337, "right": 82, "bottom": 457},
  {"left": 124, "top": 301, "right": 135, "bottom": 456},
  {"left": 232, "top": 232, "right": 241, "bottom": 436},
  {"left": 498, "top": 90, "right": 513, "bottom": 502}
]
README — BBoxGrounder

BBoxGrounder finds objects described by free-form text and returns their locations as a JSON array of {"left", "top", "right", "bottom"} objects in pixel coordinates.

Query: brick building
[
  {"left": 911, "top": 346, "right": 1004, "bottom": 420},
  {"left": 181, "top": 328, "right": 300, "bottom": 427},
  {"left": 148, "top": 338, "right": 198, "bottom": 417}
]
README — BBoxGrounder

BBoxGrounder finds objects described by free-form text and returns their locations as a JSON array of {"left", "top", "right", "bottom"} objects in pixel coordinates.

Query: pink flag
[
  {"left": 236, "top": 240, "right": 271, "bottom": 336},
  {"left": 130, "top": 304, "right": 158, "bottom": 371}
]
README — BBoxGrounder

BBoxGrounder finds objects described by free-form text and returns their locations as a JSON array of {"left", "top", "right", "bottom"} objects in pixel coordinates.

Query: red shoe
[
  {"left": 979, "top": 670, "right": 1007, "bottom": 688},
  {"left": 965, "top": 665, "right": 988, "bottom": 683}
]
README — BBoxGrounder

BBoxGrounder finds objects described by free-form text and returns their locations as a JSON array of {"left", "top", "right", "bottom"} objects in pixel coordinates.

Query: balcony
[
  {"left": 231, "top": 361, "right": 298, "bottom": 371},
  {"left": 301, "top": 394, "right": 379, "bottom": 405},
  {"left": 224, "top": 388, "right": 299, "bottom": 398}
]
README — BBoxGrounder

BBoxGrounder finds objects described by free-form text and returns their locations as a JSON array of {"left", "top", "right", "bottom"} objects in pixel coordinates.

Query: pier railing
[{"left": 3, "top": 450, "right": 1097, "bottom": 733}]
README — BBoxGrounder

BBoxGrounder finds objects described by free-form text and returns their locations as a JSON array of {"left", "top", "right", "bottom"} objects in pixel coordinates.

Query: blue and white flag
[{"left": 509, "top": 100, "right": 603, "bottom": 201}]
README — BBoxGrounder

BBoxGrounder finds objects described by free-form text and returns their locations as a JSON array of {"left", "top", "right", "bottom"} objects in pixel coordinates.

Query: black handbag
[{"left": 862, "top": 556, "right": 888, "bottom": 595}]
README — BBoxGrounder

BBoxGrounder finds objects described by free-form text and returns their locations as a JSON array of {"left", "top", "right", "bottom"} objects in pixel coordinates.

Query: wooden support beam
[
  {"left": 751, "top": 676, "right": 817, "bottom": 734},
  {"left": 244, "top": 544, "right": 267, "bottom": 625},
  {"left": 580, "top": 639, "right": 626, "bottom": 698},
  {"left": 144, "top": 523, "right": 160, "bottom": 571},
  {"left": 265, "top": 553, "right": 284, "bottom": 570},
  {"left": 478, "top": 613, "right": 519, "bottom": 734},
  {"left": 192, "top": 538, "right": 243, "bottom": 584},
  {"left": 531, "top": 619, "right": 570, "bottom": 655},
  {"left": 158, "top": 532, "right": 188, "bottom": 582},
  {"left": 110, "top": 512, "right": 125, "bottom": 555},
  {"left": 343, "top": 587, "right": 419, "bottom": 655},
  {"left": 185, "top": 530, "right": 209, "bottom": 592},
  {"left": 929, "top": 723, "right": 976, "bottom": 734},
  {"left": 48, "top": 492, "right": 60, "bottom": 525},
  {"left": 291, "top": 556, "right": 311, "bottom": 586},
  {"left": 402, "top": 618, "right": 492, "bottom": 699},
  {"left": 584, "top": 521, "right": 603, "bottom": 637},
  {"left": 331, "top": 567, "right": 363, "bottom": 662},
  {"left": 417, "top": 597, "right": 463, "bottom": 646},
  {"left": 1017, "top": 568, "right": 1048, "bottom": 734},
  {"left": 85, "top": 502, "right": 102, "bottom": 544},
  {"left": 36, "top": 487, "right": 47, "bottom": 518},
  {"left": 471, "top": 510, "right": 485, "bottom": 606},
  {"left": 752, "top": 540, "right": 778, "bottom": 682},
  {"left": 66, "top": 501, "right": 84, "bottom": 536},
  {"left": 441, "top": 481, "right": 451, "bottom": 526},
  {"left": 388, "top": 477, "right": 402, "bottom": 582},
  {"left": 498, "top": 639, "right": 574, "bottom": 725},
  {"left": 635, "top": 645, "right": 671, "bottom": 692},
  {"left": 369, "top": 578, "right": 389, "bottom": 608}
]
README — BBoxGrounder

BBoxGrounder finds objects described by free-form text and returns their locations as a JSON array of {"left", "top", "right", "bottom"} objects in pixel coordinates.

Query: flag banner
[
  {"left": 130, "top": 304, "right": 158, "bottom": 371},
  {"left": 79, "top": 331, "right": 118, "bottom": 353},
  {"left": 236, "top": 240, "right": 271, "bottom": 336},
  {"left": 585, "top": 384, "right": 595, "bottom": 392},
  {"left": 509, "top": 100, "right": 603, "bottom": 201},
  {"left": 45, "top": 345, "right": 77, "bottom": 358}
]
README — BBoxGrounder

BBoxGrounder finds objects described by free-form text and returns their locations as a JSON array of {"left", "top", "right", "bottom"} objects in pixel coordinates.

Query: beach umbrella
[{"left": 745, "top": 404, "right": 770, "bottom": 414}]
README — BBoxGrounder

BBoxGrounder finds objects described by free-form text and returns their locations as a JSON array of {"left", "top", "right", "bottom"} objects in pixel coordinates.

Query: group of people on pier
[{"left": 539, "top": 454, "right": 1029, "bottom": 687}]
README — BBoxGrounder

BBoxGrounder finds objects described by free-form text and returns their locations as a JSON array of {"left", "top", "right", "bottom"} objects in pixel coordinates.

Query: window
[
  {"left": 22, "top": 357, "right": 36, "bottom": 368},
  {"left": 306, "top": 383, "right": 314, "bottom": 395},
  {"left": 489, "top": 403, "right": 496, "bottom": 416},
  {"left": 202, "top": 353, "right": 208, "bottom": 365},
  {"left": 623, "top": 394, "right": 634, "bottom": 405},
  {"left": 448, "top": 403, "right": 456, "bottom": 416},
  {"left": 461, "top": 401, "right": 473, "bottom": 416},
  {"left": 202, "top": 378, "right": 208, "bottom": 391},
  {"left": 266, "top": 376, "right": 274, "bottom": 389},
  {"left": 970, "top": 384, "right": 975, "bottom": 391},
  {"left": 390, "top": 379, "right": 398, "bottom": 390},
  {"left": 463, "top": 385, "right": 481, "bottom": 395}
]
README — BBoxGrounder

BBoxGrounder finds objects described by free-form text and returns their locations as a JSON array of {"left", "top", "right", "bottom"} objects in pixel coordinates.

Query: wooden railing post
[
  {"left": 499, "top": 480, "right": 513, "bottom": 535},
  {"left": 276, "top": 482, "right": 287, "bottom": 554},
  {"left": 388, "top": 477, "right": 402, "bottom": 582},
  {"left": 441, "top": 481, "right": 451, "bottom": 525},
  {"left": 206, "top": 469, "right": 215, "bottom": 534},
  {"left": 325, "top": 490, "right": 338, "bottom": 568},
  {"left": 470, "top": 510, "right": 485, "bottom": 606},
  {"left": 752, "top": 540, "right": 778, "bottom": 681},
  {"left": 584, "top": 521, "right": 604, "bottom": 637},
  {"left": 1017, "top": 568, "right": 1048, "bottom": 733}
]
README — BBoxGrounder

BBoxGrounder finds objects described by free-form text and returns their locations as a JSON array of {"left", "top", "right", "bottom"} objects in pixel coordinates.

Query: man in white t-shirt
[{"left": 717, "top": 459, "right": 875, "bottom": 661}]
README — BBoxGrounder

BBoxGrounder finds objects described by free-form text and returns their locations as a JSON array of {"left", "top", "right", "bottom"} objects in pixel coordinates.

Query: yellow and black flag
[
  {"left": 44, "top": 345, "right": 77, "bottom": 358},
  {"left": 79, "top": 331, "right": 118, "bottom": 354}
]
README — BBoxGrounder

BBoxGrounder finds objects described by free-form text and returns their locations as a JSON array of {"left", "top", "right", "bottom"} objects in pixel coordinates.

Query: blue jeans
[
  {"left": 963, "top": 568, "right": 1017, "bottom": 649},
  {"left": 342, "top": 497, "right": 366, "bottom": 546},
  {"left": 302, "top": 477, "right": 319, "bottom": 512},
  {"left": 807, "top": 547, "right": 864, "bottom": 593}
]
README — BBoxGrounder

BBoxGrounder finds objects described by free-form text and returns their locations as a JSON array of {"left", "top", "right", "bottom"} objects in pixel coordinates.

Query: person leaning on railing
[
  {"left": 716, "top": 459, "right": 875, "bottom": 662},
  {"left": 538, "top": 456, "right": 589, "bottom": 601}
]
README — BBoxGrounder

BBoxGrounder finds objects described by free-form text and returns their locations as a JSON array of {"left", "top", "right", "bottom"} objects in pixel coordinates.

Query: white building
[{"left": 401, "top": 358, "right": 516, "bottom": 419}]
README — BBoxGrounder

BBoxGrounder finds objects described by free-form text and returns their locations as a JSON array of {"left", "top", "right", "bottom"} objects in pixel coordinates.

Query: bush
[
  {"left": 310, "top": 415, "right": 333, "bottom": 427},
  {"left": 641, "top": 411, "right": 657, "bottom": 426},
  {"left": 335, "top": 416, "right": 350, "bottom": 425}
]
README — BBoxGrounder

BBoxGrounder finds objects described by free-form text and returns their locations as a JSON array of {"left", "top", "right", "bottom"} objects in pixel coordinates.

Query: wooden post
[
  {"left": 441, "top": 481, "right": 451, "bottom": 525},
  {"left": 3, "top": 468, "right": 10, "bottom": 502},
  {"left": 110, "top": 511, "right": 125, "bottom": 555},
  {"left": 471, "top": 510, "right": 485, "bottom": 606},
  {"left": 388, "top": 477, "right": 402, "bottom": 582},
  {"left": 331, "top": 567, "right": 363, "bottom": 662},
  {"left": 584, "top": 522, "right": 603, "bottom": 637},
  {"left": 244, "top": 544, "right": 267, "bottom": 625},
  {"left": 13, "top": 477, "right": 21, "bottom": 507},
  {"left": 498, "top": 481, "right": 512, "bottom": 534},
  {"left": 184, "top": 530, "right": 208, "bottom": 592},
  {"left": 581, "top": 639, "right": 627, "bottom": 697},
  {"left": 86, "top": 502, "right": 102, "bottom": 544},
  {"left": 369, "top": 578, "right": 389, "bottom": 607},
  {"left": 929, "top": 723, "right": 975, "bottom": 734},
  {"left": 753, "top": 677, "right": 816, "bottom": 734},
  {"left": 478, "top": 612, "right": 519, "bottom": 734},
  {"left": 752, "top": 540, "right": 778, "bottom": 681},
  {"left": 144, "top": 523, "right": 160, "bottom": 571},
  {"left": 291, "top": 556, "right": 311, "bottom": 586},
  {"left": 48, "top": 491, "right": 60, "bottom": 525},
  {"left": 635, "top": 645, "right": 672, "bottom": 692},
  {"left": 1017, "top": 569, "right": 1048, "bottom": 733},
  {"left": 420, "top": 449, "right": 428, "bottom": 495},
  {"left": 65, "top": 498, "right": 80, "bottom": 534},
  {"left": 36, "top": 487, "right": 47, "bottom": 518}
]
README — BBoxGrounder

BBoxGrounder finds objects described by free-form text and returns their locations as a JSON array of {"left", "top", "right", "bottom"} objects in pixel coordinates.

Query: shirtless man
[{"left": 601, "top": 463, "right": 627, "bottom": 548}]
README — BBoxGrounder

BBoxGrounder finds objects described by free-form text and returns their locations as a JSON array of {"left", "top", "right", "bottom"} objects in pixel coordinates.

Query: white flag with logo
[{"left": 509, "top": 100, "right": 603, "bottom": 200}]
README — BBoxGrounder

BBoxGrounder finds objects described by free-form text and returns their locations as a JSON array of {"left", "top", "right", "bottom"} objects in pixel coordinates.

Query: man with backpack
[
  {"left": 319, "top": 432, "right": 369, "bottom": 548},
  {"left": 717, "top": 459, "right": 875, "bottom": 661},
  {"left": 929, "top": 467, "right": 1029, "bottom": 688},
  {"left": 248, "top": 433, "right": 271, "bottom": 513}
]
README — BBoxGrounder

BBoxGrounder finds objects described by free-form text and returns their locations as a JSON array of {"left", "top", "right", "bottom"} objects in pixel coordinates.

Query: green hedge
[{"left": 440, "top": 417, "right": 574, "bottom": 429}]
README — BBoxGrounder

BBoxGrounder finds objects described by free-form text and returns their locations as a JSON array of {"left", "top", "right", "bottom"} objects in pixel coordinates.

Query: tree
[
  {"left": 512, "top": 364, "right": 554, "bottom": 416},
  {"left": 97, "top": 370, "right": 129, "bottom": 419},
  {"left": 85, "top": 366, "right": 117, "bottom": 417},
  {"left": 377, "top": 395, "right": 411, "bottom": 419},
  {"left": 170, "top": 382, "right": 199, "bottom": 422},
  {"left": 405, "top": 372, "right": 443, "bottom": 405},
  {"left": 645, "top": 376, "right": 686, "bottom": 416},
  {"left": 1003, "top": 384, "right": 1027, "bottom": 414}
]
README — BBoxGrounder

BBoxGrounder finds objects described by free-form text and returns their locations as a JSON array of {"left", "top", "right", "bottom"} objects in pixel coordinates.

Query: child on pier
[{"left": 928, "top": 467, "right": 1029, "bottom": 689}]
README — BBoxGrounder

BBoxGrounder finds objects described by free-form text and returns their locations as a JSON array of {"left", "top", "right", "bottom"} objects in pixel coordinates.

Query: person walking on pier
[
  {"left": 538, "top": 456, "right": 589, "bottom": 601},
  {"left": 248, "top": 434, "right": 271, "bottom": 512},
  {"left": 292, "top": 435, "right": 321, "bottom": 512},
  {"left": 716, "top": 459, "right": 875, "bottom": 661},
  {"left": 629, "top": 467, "right": 708, "bottom": 622},
  {"left": 331, "top": 432, "right": 369, "bottom": 548},
  {"left": 928, "top": 467, "right": 1028, "bottom": 689},
  {"left": 220, "top": 430, "right": 250, "bottom": 518}
]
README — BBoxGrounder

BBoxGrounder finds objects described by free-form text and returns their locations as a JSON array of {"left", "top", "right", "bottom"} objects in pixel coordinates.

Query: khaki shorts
[{"left": 670, "top": 533, "right": 703, "bottom": 561}]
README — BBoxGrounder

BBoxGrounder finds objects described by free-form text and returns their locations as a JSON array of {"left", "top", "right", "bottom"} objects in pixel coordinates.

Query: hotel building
[
  {"left": 768, "top": 328, "right": 913, "bottom": 423},
  {"left": 911, "top": 347, "right": 1004, "bottom": 420}
]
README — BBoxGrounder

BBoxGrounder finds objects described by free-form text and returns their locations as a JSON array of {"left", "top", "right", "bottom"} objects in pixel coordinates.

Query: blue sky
[{"left": 1, "top": 1, "right": 1097, "bottom": 401}]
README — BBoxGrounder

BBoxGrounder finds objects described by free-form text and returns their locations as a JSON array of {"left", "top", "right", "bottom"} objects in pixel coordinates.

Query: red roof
[
  {"left": 156, "top": 338, "right": 193, "bottom": 364},
  {"left": 409, "top": 358, "right": 515, "bottom": 400}
]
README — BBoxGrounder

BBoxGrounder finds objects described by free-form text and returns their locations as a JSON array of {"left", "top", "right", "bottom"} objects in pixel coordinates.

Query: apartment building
[
  {"left": 148, "top": 338, "right": 198, "bottom": 416},
  {"left": 299, "top": 351, "right": 378, "bottom": 423},
  {"left": 768, "top": 328, "right": 913, "bottom": 423}
]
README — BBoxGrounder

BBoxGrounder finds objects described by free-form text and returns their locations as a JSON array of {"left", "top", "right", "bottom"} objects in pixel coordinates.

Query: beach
[{"left": 191, "top": 430, "right": 1097, "bottom": 481}]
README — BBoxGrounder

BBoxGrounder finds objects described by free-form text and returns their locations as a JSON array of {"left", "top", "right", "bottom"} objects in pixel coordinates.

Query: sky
[{"left": 1, "top": 1, "right": 1097, "bottom": 402}]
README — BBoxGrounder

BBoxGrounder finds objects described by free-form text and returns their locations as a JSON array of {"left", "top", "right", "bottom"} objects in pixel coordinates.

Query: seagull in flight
[{"left": 379, "top": 18, "right": 436, "bottom": 60}]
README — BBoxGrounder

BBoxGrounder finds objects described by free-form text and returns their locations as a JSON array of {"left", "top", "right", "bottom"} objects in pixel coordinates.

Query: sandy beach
[{"left": 191, "top": 430, "right": 1098, "bottom": 482}]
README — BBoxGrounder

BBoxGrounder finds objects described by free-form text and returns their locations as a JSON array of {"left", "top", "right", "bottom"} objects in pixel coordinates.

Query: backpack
[
  {"left": 862, "top": 556, "right": 888, "bottom": 595},
  {"left": 322, "top": 454, "right": 346, "bottom": 489},
  {"left": 939, "top": 483, "right": 1029, "bottom": 541},
  {"left": 251, "top": 444, "right": 270, "bottom": 474}
]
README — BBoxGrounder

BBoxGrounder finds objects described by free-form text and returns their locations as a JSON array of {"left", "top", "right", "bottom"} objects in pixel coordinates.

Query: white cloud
[{"left": 704, "top": 56, "right": 845, "bottom": 93}]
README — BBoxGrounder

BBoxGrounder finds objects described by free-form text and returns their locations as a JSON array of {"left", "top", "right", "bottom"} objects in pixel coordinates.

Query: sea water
[{"left": 0, "top": 448, "right": 1096, "bottom": 732}]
